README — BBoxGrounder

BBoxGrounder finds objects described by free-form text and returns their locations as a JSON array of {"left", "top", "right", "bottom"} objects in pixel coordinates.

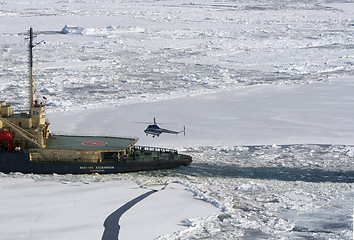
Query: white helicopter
[{"left": 144, "top": 118, "right": 185, "bottom": 137}]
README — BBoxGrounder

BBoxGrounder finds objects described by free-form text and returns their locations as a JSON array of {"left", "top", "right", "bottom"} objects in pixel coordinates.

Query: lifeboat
[{"left": 0, "top": 130, "right": 13, "bottom": 141}]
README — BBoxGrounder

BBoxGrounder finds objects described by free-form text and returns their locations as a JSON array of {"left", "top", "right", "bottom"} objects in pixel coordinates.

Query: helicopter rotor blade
[{"left": 134, "top": 118, "right": 177, "bottom": 125}]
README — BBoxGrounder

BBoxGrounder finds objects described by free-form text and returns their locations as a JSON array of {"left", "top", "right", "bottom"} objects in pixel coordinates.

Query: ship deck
[{"left": 45, "top": 135, "right": 138, "bottom": 151}]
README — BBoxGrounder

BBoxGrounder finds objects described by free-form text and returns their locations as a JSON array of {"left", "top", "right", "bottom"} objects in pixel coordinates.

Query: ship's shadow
[
  {"left": 181, "top": 163, "right": 354, "bottom": 183},
  {"left": 101, "top": 190, "right": 157, "bottom": 240}
]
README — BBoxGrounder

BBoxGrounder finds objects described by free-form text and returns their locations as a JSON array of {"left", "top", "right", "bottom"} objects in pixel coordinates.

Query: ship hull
[{"left": 0, "top": 152, "right": 192, "bottom": 174}]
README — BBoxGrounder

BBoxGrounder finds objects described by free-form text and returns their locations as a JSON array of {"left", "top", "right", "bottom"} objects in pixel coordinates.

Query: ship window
[{"left": 103, "top": 152, "right": 118, "bottom": 160}]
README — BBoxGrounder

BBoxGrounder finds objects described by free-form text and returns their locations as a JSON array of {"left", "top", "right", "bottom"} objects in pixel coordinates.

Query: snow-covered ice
[
  {"left": 48, "top": 76, "right": 354, "bottom": 149},
  {"left": 0, "top": 176, "right": 217, "bottom": 240},
  {"left": 0, "top": 0, "right": 353, "bottom": 239}
]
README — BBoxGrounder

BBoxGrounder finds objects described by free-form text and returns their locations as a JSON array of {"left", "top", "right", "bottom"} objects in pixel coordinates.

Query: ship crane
[{"left": 0, "top": 116, "right": 43, "bottom": 148}]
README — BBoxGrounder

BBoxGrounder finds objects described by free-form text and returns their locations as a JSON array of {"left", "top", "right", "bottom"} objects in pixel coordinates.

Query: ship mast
[
  {"left": 29, "top": 27, "right": 35, "bottom": 110},
  {"left": 0, "top": 28, "right": 48, "bottom": 149},
  {"left": 27, "top": 27, "right": 48, "bottom": 148}
]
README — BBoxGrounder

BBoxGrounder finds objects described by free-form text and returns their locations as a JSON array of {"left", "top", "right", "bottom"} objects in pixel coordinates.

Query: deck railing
[{"left": 133, "top": 145, "right": 178, "bottom": 154}]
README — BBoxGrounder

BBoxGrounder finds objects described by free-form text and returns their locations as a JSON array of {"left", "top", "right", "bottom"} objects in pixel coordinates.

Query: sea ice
[{"left": 0, "top": 0, "right": 353, "bottom": 239}]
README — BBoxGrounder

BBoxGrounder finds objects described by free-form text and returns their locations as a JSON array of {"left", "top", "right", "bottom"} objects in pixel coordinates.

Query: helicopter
[{"left": 144, "top": 118, "right": 185, "bottom": 137}]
